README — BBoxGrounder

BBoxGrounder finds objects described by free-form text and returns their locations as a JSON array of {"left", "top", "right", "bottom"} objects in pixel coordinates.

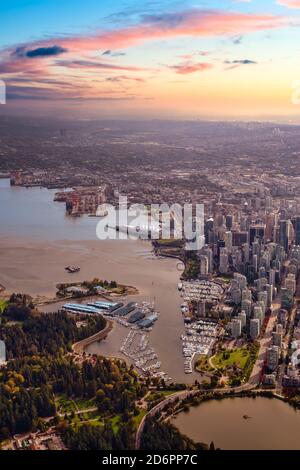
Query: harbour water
[
  {"left": 3, "top": 179, "right": 300, "bottom": 442},
  {"left": 171, "top": 397, "right": 300, "bottom": 450},
  {"left": 0, "top": 179, "right": 195, "bottom": 382}
]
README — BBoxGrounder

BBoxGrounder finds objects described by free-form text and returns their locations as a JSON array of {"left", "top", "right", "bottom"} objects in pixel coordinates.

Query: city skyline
[{"left": 1, "top": 0, "right": 300, "bottom": 120}]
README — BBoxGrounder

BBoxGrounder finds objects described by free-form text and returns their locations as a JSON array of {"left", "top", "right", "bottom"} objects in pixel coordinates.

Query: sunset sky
[{"left": 1, "top": 0, "right": 300, "bottom": 119}]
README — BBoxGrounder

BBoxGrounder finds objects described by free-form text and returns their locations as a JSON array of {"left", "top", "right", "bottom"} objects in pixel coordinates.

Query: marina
[
  {"left": 181, "top": 320, "right": 221, "bottom": 373},
  {"left": 177, "top": 278, "right": 225, "bottom": 374},
  {"left": 62, "top": 297, "right": 166, "bottom": 378},
  {"left": 180, "top": 279, "right": 225, "bottom": 303},
  {"left": 120, "top": 329, "right": 172, "bottom": 381}
]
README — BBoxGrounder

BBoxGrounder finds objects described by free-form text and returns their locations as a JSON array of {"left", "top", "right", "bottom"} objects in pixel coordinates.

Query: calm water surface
[
  {"left": 0, "top": 179, "right": 193, "bottom": 382},
  {"left": 0, "top": 178, "right": 98, "bottom": 240},
  {"left": 2, "top": 179, "right": 300, "bottom": 436},
  {"left": 172, "top": 397, "right": 300, "bottom": 450}
]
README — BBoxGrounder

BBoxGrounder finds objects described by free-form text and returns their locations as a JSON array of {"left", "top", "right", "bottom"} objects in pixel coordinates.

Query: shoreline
[
  {"left": 168, "top": 391, "right": 300, "bottom": 451},
  {"left": 0, "top": 231, "right": 191, "bottom": 382}
]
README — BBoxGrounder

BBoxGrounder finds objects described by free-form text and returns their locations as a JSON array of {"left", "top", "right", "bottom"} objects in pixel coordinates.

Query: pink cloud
[
  {"left": 178, "top": 51, "right": 209, "bottom": 60},
  {"left": 0, "top": 8, "right": 291, "bottom": 101},
  {"left": 168, "top": 61, "right": 213, "bottom": 74},
  {"left": 0, "top": 57, "right": 47, "bottom": 75},
  {"left": 56, "top": 59, "right": 144, "bottom": 72},
  {"left": 105, "top": 75, "right": 145, "bottom": 83},
  {"left": 48, "top": 10, "right": 288, "bottom": 51},
  {"left": 277, "top": 1, "right": 300, "bottom": 8},
  {"left": 2, "top": 9, "right": 289, "bottom": 59},
  {"left": 0, "top": 9, "right": 290, "bottom": 79}
]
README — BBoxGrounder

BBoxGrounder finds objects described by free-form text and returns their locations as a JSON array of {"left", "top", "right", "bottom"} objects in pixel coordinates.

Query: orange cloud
[{"left": 0, "top": 8, "right": 291, "bottom": 104}]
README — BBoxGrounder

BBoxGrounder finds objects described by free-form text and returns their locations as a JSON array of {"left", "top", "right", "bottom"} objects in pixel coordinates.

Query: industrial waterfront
[{"left": 0, "top": 179, "right": 197, "bottom": 383}]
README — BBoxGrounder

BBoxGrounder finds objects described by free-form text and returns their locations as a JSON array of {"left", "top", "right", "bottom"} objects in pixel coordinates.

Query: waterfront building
[
  {"left": 282, "top": 365, "right": 300, "bottom": 388},
  {"left": 63, "top": 303, "right": 104, "bottom": 315},
  {"left": 128, "top": 310, "right": 145, "bottom": 323},
  {"left": 267, "top": 345, "right": 280, "bottom": 372},
  {"left": 263, "top": 373, "right": 276, "bottom": 387}
]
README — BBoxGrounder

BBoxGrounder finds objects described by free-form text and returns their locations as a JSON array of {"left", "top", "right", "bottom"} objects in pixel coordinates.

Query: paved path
[
  {"left": 135, "top": 389, "right": 193, "bottom": 449},
  {"left": 72, "top": 318, "right": 114, "bottom": 353},
  {"left": 247, "top": 300, "right": 280, "bottom": 387},
  {"left": 57, "top": 407, "right": 98, "bottom": 417}
]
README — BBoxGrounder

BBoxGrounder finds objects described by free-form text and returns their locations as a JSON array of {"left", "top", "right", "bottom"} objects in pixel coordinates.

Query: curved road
[
  {"left": 72, "top": 317, "right": 114, "bottom": 353},
  {"left": 135, "top": 381, "right": 257, "bottom": 449}
]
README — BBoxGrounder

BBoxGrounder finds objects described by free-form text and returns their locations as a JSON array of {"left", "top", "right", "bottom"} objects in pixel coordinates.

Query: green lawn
[
  {"left": 109, "top": 415, "right": 122, "bottom": 433},
  {"left": 212, "top": 348, "right": 250, "bottom": 370},
  {"left": 69, "top": 412, "right": 102, "bottom": 428},
  {"left": 0, "top": 299, "right": 8, "bottom": 314},
  {"left": 195, "top": 355, "right": 214, "bottom": 373},
  {"left": 57, "top": 395, "right": 144, "bottom": 434},
  {"left": 83, "top": 417, "right": 104, "bottom": 428},
  {"left": 146, "top": 390, "right": 174, "bottom": 403},
  {"left": 133, "top": 409, "right": 147, "bottom": 428},
  {"left": 56, "top": 395, "right": 96, "bottom": 413},
  {"left": 218, "top": 276, "right": 232, "bottom": 284},
  {"left": 80, "top": 413, "right": 125, "bottom": 432}
]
